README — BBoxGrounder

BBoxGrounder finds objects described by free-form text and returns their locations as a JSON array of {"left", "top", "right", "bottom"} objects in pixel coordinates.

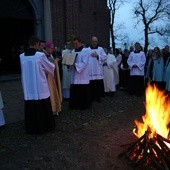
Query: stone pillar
[
  {"left": 34, "top": 18, "right": 44, "bottom": 39},
  {"left": 43, "top": 0, "right": 53, "bottom": 40}
]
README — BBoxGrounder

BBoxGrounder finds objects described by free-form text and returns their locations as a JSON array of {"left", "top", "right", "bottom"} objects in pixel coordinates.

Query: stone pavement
[
  {"left": 0, "top": 78, "right": 146, "bottom": 170},
  {"left": 0, "top": 75, "right": 24, "bottom": 124}
]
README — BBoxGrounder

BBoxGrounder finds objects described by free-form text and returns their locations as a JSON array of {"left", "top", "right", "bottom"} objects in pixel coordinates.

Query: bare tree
[
  {"left": 108, "top": 0, "right": 128, "bottom": 52},
  {"left": 133, "top": 0, "right": 170, "bottom": 54}
]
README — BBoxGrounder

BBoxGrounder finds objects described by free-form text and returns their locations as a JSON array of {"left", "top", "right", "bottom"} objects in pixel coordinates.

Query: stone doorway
[
  {"left": 0, "top": 17, "right": 34, "bottom": 74},
  {"left": 0, "top": 0, "right": 34, "bottom": 75}
]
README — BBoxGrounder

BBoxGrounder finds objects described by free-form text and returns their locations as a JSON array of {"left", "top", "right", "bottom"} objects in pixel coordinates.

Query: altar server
[
  {"left": 20, "top": 36, "right": 56, "bottom": 134},
  {"left": 127, "top": 42, "right": 146, "bottom": 96},
  {"left": 87, "top": 36, "right": 107, "bottom": 102},
  {"left": 69, "top": 37, "right": 91, "bottom": 110},
  {"left": 103, "top": 47, "right": 119, "bottom": 95},
  {"left": 62, "top": 40, "right": 72, "bottom": 100}
]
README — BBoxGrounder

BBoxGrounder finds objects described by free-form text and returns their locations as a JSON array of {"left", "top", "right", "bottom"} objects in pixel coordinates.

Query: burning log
[
  {"left": 119, "top": 130, "right": 170, "bottom": 169},
  {"left": 119, "top": 85, "right": 170, "bottom": 169}
]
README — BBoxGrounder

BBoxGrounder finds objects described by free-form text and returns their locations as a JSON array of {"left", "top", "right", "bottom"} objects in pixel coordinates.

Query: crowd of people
[
  {"left": 145, "top": 45, "right": 170, "bottom": 91},
  {"left": 0, "top": 35, "right": 170, "bottom": 135}
]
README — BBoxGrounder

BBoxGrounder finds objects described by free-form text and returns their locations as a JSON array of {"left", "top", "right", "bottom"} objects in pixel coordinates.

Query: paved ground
[
  {"left": 0, "top": 79, "right": 146, "bottom": 170},
  {"left": 0, "top": 75, "right": 23, "bottom": 124}
]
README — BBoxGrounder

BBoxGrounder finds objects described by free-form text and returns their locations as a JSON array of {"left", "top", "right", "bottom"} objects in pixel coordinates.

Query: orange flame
[{"left": 133, "top": 85, "right": 170, "bottom": 139}]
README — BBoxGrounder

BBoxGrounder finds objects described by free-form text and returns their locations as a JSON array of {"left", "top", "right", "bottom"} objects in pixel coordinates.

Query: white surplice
[
  {"left": 103, "top": 53, "right": 119, "bottom": 92},
  {"left": 20, "top": 51, "right": 55, "bottom": 100},
  {"left": 71, "top": 48, "right": 90, "bottom": 84},
  {"left": 127, "top": 51, "right": 146, "bottom": 76},
  {"left": 87, "top": 46, "right": 107, "bottom": 80}
]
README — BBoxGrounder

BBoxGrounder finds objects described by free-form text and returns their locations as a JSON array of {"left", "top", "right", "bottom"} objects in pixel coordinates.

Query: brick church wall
[{"left": 51, "top": 0, "right": 110, "bottom": 49}]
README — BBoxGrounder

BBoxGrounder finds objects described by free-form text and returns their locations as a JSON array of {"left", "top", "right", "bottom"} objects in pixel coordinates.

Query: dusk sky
[{"left": 113, "top": 1, "right": 169, "bottom": 49}]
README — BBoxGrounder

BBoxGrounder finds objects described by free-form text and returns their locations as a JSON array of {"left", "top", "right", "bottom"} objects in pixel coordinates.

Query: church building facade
[{"left": 0, "top": 0, "right": 110, "bottom": 74}]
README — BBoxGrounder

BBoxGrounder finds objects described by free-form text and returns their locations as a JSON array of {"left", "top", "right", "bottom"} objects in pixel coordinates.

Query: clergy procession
[{"left": 1, "top": 35, "right": 170, "bottom": 135}]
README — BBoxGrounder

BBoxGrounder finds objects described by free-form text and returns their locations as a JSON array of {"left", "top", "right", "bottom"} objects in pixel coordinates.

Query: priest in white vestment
[
  {"left": 20, "top": 36, "right": 56, "bottom": 134},
  {"left": 127, "top": 42, "right": 146, "bottom": 96},
  {"left": 87, "top": 37, "right": 107, "bottom": 102},
  {"left": 69, "top": 37, "right": 91, "bottom": 110},
  {"left": 103, "top": 48, "right": 119, "bottom": 96}
]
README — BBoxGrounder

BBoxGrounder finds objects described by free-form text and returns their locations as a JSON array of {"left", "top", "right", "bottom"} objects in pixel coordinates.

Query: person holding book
[{"left": 69, "top": 37, "right": 91, "bottom": 110}]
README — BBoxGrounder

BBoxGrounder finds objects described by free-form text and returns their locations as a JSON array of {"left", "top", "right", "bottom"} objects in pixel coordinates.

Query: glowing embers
[{"left": 119, "top": 85, "right": 170, "bottom": 169}]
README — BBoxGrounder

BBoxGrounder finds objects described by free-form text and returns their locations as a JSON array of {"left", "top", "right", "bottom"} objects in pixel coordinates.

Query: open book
[{"left": 62, "top": 53, "right": 77, "bottom": 65}]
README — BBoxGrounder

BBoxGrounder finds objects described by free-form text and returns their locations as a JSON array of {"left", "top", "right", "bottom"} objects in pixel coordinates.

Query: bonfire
[{"left": 119, "top": 85, "right": 170, "bottom": 170}]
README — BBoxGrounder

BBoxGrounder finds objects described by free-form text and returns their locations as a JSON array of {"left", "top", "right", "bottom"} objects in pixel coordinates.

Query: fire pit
[{"left": 119, "top": 85, "right": 170, "bottom": 169}]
